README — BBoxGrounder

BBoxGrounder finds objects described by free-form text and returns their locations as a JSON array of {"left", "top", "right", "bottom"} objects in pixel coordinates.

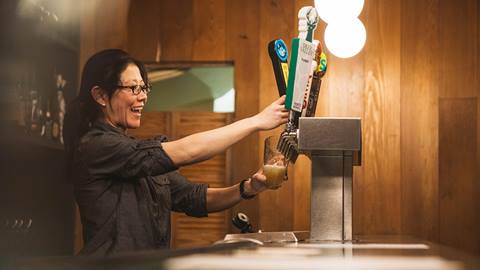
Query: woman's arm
[
  {"left": 206, "top": 171, "right": 269, "bottom": 213},
  {"left": 162, "top": 96, "right": 288, "bottom": 167}
]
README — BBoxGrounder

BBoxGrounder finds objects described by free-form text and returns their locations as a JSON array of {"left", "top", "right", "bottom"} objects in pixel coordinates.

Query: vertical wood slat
[
  {"left": 477, "top": 1, "right": 480, "bottom": 255},
  {"left": 171, "top": 112, "right": 232, "bottom": 248},
  {"left": 173, "top": 112, "right": 231, "bottom": 190},
  {"left": 127, "top": 0, "right": 161, "bottom": 62},
  {"left": 290, "top": 0, "right": 313, "bottom": 234},
  {"left": 172, "top": 212, "right": 226, "bottom": 248},
  {"left": 400, "top": 0, "right": 440, "bottom": 241},
  {"left": 354, "top": 0, "right": 401, "bottom": 235},
  {"left": 159, "top": 0, "right": 194, "bottom": 61},
  {"left": 439, "top": 98, "right": 478, "bottom": 252},
  {"left": 225, "top": 0, "right": 261, "bottom": 231},
  {"left": 436, "top": 0, "right": 479, "bottom": 253},
  {"left": 289, "top": 0, "right": 313, "bottom": 230},
  {"left": 192, "top": 0, "right": 226, "bottom": 61},
  {"left": 438, "top": 0, "right": 478, "bottom": 98},
  {"left": 79, "top": 1, "right": 97, "bottom": 75},
  {"left": 128, "top": 112, "right": 172, "bottom": 139},
  {"left": 257, "top": 0, "right": 296, "bottom": 232}
]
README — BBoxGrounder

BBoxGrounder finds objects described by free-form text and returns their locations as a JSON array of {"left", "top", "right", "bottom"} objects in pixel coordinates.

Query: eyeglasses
[{"left": 116, "top": 84, "right": 152, "bottom": 95}]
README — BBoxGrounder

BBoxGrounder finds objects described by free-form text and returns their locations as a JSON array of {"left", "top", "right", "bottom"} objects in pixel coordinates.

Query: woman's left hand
[{"left": 244, "top": 169, "right": 281, "bottom": 196}]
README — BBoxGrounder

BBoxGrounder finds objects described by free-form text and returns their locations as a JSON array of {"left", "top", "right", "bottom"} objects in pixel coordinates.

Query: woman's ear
[{"left": 90, "top": 86, "right": 108, "bottom": 107}]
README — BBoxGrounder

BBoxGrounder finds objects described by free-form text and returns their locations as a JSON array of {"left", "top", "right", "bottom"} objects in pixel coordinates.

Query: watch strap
[{"left": 239, "top": 179, "right": 256, "bottom": 200}]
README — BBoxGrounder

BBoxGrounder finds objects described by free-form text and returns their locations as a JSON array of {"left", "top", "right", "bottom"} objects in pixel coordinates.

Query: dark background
[{"left": 0, "top": 0, "right": 79, "bottom": 257}]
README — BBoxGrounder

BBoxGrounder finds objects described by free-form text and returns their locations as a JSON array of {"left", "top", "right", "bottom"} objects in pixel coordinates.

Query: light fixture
[
  {"left": 324, "top": 18, "right": 366, "bottom": 58},
  {"left": 314, "top": 0, "right": 366, "bottom": 58},
  {"left": 314, "top": 0, "right": 364, "bottom": 23}
]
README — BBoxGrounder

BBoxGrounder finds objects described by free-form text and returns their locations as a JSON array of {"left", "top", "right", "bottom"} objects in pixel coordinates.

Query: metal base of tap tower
[{"left": 298, "top": 117, "right": 362, "bottom": 241}]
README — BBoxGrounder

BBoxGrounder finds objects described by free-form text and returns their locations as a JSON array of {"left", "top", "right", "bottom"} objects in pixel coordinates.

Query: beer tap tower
[
  {"left": 227, "top": 6, "right": 362, "bottom": 244},
  {"left": 277, "top": 6, "right": 362, "bottom": 242}
]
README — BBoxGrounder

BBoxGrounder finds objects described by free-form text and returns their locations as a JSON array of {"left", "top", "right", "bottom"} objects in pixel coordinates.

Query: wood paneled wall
[
  {"left": 79, "top": 0, "right": 480, "bottom": 254},
  {"left": 400, "top": 0, "right": 479, "bottom": 254}
]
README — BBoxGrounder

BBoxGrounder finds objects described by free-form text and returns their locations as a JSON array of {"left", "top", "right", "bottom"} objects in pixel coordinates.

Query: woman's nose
[{"left": 138, "top": 90, "right": 148, "bottom": 101}]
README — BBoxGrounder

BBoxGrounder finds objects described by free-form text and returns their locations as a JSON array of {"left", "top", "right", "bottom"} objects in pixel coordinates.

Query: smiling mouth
[{"left": 130, "top": 106, "right": 143, "bottom": 114}]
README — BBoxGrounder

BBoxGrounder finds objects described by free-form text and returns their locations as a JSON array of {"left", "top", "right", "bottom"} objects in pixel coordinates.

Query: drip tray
[{"left": 222, "top": 231, "right": 309, "bottom": 245}]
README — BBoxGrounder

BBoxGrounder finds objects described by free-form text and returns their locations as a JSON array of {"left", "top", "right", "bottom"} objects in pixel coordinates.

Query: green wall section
[{"left": 145, "top": 66, "right": 234, "bottom": 112}]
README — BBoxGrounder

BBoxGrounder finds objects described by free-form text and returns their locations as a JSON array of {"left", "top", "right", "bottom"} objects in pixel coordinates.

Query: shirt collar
[{"left": 92, "top": 120, "right": 127, "bottom": 135}]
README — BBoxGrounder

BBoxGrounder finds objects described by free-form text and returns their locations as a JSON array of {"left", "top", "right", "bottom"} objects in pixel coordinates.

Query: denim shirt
[{"left": 71, "top": 121, "right": 208, "bottom": 256}]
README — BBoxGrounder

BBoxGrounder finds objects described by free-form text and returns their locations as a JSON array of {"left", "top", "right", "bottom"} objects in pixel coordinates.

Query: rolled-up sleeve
[
  {"left": 168, "top": 172, "right": 208, "bottom": 217},
  {"left": 82, "top": 134, "right": 178, "bottom": 179}
]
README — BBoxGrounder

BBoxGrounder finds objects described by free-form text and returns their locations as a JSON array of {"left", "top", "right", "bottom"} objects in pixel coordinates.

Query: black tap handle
[
  {"left": 232, "top": 212, "right": 254, "bottom": 233},
  {"left": 268, "top": 39, "right": 289, "bottom": 97}
]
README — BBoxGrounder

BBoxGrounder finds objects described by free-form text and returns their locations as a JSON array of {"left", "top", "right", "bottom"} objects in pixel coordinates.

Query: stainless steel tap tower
[
  {"left": 270, "top": 5, "right": 362, "bottom": 243},
  {"left": 298, "top": 117, "right": 362, "bottom": 241}
]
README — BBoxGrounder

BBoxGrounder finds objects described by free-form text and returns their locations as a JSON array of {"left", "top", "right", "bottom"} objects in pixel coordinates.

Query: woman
[{"left": 64, "top": 49, "right": 288, "bottom": 256}]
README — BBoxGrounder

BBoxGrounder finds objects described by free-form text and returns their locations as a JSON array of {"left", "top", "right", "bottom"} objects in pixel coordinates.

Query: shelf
[
  {"left": 1, "top": 125, "right": 64, "bottom": 152},
  {"left": 19, "top": 135, "right": 64, "bottom": 151}
]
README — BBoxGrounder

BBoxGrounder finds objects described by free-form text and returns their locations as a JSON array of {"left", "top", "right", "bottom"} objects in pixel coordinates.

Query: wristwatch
[{"left": 239, "top": 178, "right": 256, "bottom": 200}]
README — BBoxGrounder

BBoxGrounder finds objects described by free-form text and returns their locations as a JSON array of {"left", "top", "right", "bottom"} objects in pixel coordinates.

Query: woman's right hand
[{"left": 251, "top": 95, "right": 289, "bottom": 131}]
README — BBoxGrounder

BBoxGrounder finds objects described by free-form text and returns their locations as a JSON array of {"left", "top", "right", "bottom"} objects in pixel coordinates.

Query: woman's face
[{"left": 104, "top": 63, "right": 148, "bottom": 130}]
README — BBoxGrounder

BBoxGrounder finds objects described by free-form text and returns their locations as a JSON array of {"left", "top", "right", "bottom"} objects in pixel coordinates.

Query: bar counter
[{"left": 8, "top": 235, "right": 480, "bottom": 270}]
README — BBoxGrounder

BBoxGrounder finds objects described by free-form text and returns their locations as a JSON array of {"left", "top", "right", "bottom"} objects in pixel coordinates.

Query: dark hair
[{"left": 63, "top": 49, "right": 148, "bottom": 170}]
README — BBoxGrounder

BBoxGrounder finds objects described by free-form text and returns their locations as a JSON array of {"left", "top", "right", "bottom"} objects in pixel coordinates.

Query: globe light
[
  {"left": 324, "top": 18, "right": 366, "bottom": 58},
  {"left": 314, "top": 0, "right": 364, "bottom": 23}
]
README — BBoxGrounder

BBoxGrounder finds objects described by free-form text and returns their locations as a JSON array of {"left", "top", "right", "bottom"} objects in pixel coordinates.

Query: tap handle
[
  {"left": 304, "top": 41, "right": 328, "bottom": 117},
  {"left": 232, "top": 212, "right": 254, "bottom": 233},
  {"left": 268, "top": 39, "right": 289, "bottom": 97}
]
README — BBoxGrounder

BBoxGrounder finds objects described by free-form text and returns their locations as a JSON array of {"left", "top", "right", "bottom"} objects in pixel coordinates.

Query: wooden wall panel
[
  {"left": 477, "top": 3, "right": 480, "bottom": 254},
  {"left": 225, "top": 0, "right": 262, "bottom": 231},
  {"left": 399, "top": 0, "right": 480, "bottom": 255},
  {"left": 438, "top": 0, "right": 478, "bottom": 98},
  {"left": 257, "top": 0, "right": 295, "bottom": 232},
  {"left": 158, "top": 1, "right": 194, "bottom": 61},
  {"left": 192, "top": 0, "right": 226, "bottom": 61},
  {"left": 128, "top": 112, "right": 171, "bottom": 139},
  {"left": 355, "top": 0, "right": 401, "bottom": 236},
  {"left": 439, "top": 98, "right": 478, "bottom": 252},
  {"left": 291, "top": 0, "right": 314, "bottom": 233},
  {"left": 435, "top": 0, "right": 479, "bottom": 253},
  {"left": 170, "top": 112, "right": 232, "bottom": 248},
  {"left": 172, "top": 212, "right": 226, "bottom": 248},
  {"left": 400, "top": 0, "right": 440, "bottom": 241},
  {"left": 79, "top": 0, "right": 129, "bottom": 69},
  {"left": 127, "top": 0, "right": 161, "bottom": 62}
]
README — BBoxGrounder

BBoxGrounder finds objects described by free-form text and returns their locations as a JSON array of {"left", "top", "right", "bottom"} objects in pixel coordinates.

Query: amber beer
[
  {"left": 263, "top": 164, "right": 287, "bottom": 189},
  {"left": 264, "top": 135, "right": 287, "bottom": 189}
]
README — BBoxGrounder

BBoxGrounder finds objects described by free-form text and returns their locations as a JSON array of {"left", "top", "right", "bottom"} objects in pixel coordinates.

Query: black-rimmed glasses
[{"left": 116, "top": 84, "right": 152, "bottom": 95}]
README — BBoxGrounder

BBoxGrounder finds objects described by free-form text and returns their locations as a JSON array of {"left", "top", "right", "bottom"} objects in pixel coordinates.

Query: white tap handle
[{"left": 298, "top": 6, "right": 320, "bottom": 41}]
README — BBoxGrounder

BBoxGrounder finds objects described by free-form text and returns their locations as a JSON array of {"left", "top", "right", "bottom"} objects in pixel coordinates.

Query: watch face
[{"left": 274, "top": 39, "right": 288, "bottom": 62}]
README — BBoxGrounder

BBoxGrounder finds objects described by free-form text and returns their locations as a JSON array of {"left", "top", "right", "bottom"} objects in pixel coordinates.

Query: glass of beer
[{"left": 263, "top": 135, "right": 287, "bottom": 189}]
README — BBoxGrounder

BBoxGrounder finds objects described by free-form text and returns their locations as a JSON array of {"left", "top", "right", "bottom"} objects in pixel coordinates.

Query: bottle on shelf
[
  {"left": 37, "top": 95, "right": 46, "bottom": 137},
  {"left": 15, "top": 73, "right": 26, "bottom": 127},
  {"left": 43, "top": 102, "right": 53, "bottom": 140},
  {"left": 54, "top": 73, "right": 66, "bottom": 144},
  {"left": 29, "top": 89, "right": 39, "bottom": 134}
]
